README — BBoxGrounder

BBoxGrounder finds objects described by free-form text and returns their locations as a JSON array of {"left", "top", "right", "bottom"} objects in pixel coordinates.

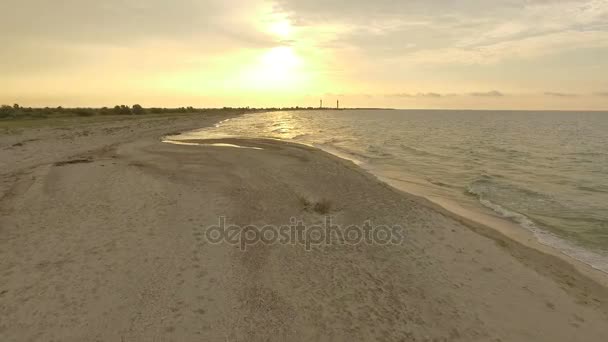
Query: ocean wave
[
  {"left": 565, "top": 151, "right": 608, "bottom": 157},
  {"left": 426, "top": 178, "right": 456, "bottom": 188},
  {"left": 468, "top": 175, "right": 549, "bottom": 200},
  {"left": 486, "top": 145, "right": 531, "bottom": 158},
  {"left": 313, "top": 143, "right": 365, "bottom": 165},
  {"left": 577, "top": 185, "right": 608, "bottom": 193},
  {"left": 366, "top": 144, "right": 393, "bottom": 158},
  {"left": 399, "top": 144, "right": 446, "bottom": 158},
  {"left": 469, "top": 187, "right": 539, "bottom": 231},
  {"left": 467, "top": 178, "right": 608, "bottom": 273},
  {"left": 214, "top": 118, "right": 231, "bottom": 128}
]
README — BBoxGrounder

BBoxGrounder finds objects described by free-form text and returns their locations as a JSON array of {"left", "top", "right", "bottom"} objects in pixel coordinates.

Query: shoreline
[
  {"left": 318, "top": 144, "right": 608, "bottom": 277},
  {"left": 172, "top": 136, "right": 608, "bottom": 289},
  {"left": 2, "top": 114, "right": 608, "bottom": 340},
  {"left": 376, "top": 174, "right": 608, "bottom": 290},
  {"left": 167, "top": 109, "right": 608, "bottom": 278},
  {"left": 374, "top": 172, "right": 608, "bottom": 279},
  {"left": 322, "top": 141, "right": 608, "bottom": 289},
  {"left": 166, "top": 125, "right": 608, "bottom": 285}
]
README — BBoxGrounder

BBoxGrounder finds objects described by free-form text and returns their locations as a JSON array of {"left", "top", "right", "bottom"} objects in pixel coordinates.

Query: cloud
[
  {"left": 418, "top": 92, "right": 443, "bottom": 98},
  {"left": 386, "top": 93, "right": 414, "bottom": 98},
  {"left": 544, "top": 92, "right": 578, "bottom": 97},
  {"left": 469, "top": 91, "right": 504, "bottom": 97},
  {"left": 324, "top": 92, "right": 345, "bottom": 97},
  {"left": 276, "top": 0, "right": 608, "bottom": 65},
  {"left": 0, "top": 0, "right": 284, "bottom": 76},
  {"left": 386, "top": 92, "right": 444, "bottom": 98},
  {"left": 275, "top": 1, "right": 524, "bottom": 23},
  {"left": 385, "top": 90, "right": 608, "bottom": 101},
  {"left": 0, "top": 0, "right": 272, "bottom": 46},
  {"left": 387, "top": 91, "right": 508, "bottom": 98}
]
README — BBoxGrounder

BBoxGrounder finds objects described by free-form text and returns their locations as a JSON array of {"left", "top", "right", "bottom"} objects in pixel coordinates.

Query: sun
[
  {"left": 256, "top": 46, "right": 301, "bottom": 84},
  {"left": 261, "top": 46, "right": 300, "bottom": 70},
  {"left": 240, "top": 46, "right": 307, "bottom": 91},
  {"left": 268, "top": 20, "right": 292, "bottom": 38}
]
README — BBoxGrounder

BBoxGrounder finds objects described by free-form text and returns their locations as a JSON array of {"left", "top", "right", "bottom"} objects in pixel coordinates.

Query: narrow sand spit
[{"left": 1, "top": 114, "right": 608, "bottom": 341}]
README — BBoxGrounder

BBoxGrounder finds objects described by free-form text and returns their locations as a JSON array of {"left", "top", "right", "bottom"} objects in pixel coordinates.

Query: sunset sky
[{"left": 2, "top": 0, "right": 608, "bottom": 109}]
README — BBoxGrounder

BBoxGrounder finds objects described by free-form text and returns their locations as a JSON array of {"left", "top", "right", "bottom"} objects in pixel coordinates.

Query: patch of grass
[
  {"left": 313, "top": 199, "right": 332, "bottom": 214},
  {"left": 54, "top": 158, "right": 93, "bottom": 166},
  {"left": 299, "top": 197, "right": 332, "bottom": 215},
  {"left": 299, "top": 197, "right": 312, "bottom": 208}
]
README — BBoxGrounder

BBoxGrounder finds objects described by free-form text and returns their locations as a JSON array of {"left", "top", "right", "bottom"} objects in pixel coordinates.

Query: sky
[{"left": 1, "top": 0, "right": 608, "bottom": 110}]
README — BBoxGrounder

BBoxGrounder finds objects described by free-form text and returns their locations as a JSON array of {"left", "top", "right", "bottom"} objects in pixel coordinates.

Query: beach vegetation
[
  {"left": 300, "top": 196, "right": 333, "bottom": 214},
  {"left": 132, "top": 104, "right": 145, "bottom": 115},
  {"left": 313, "top": 199, "right": 332, "bottom": 214}
]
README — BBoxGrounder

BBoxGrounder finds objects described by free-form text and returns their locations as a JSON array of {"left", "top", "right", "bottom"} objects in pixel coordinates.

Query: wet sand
[{"left": 1, "top": 113, "right": 608, "bottom": 341}]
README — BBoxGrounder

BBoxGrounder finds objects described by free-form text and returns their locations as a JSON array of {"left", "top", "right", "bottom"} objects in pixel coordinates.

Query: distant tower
[
  {"left": 337, "top": 100, "right": 339, "bottom": 110},
  {"left": 320, "top": 99, "right": 323, "bottom": 109}
]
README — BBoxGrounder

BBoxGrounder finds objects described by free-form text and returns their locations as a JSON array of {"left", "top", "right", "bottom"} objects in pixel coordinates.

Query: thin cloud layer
[
  {"left": 545, "top": 92, "right": 579, "bottom": 97},
  {"left": 275, "top": 0, "right": 608, "bottom": 70},
  {"left": 0, "top": 0, "right": 269, "bottom": 45},
  {"left": 470, "top": 91, "right": 504, "bottom": 97},
  {"left": 388, "top": 91, "right": 503, "bottom": 98},
  {"left": 0, "top": 0, "right": 277, "bottom": 75}
]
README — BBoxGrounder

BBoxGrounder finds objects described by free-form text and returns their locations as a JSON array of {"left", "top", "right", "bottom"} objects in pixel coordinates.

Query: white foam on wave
[
  {"left": 162, "top": 140, "right": 263, "bottom": 150},
  {"left": 312, "top": 143, "right": 364, "bottom": 166},
  {"left": 214, "top": 118, "right": 232, "bottom": 128},
  {"left": 471, "top": 190, "right": 608, "bottom": 273}
]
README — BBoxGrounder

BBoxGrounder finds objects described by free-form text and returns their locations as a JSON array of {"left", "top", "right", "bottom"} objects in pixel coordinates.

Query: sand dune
[{"left": 1, "top": 114, "right": 608, "bottom": 341}]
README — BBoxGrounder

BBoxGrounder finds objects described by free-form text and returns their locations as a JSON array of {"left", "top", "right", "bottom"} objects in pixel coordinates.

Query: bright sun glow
[
  {"left": 261, "top": 46, "right": 300, "bottom": 70},
  {"left": 268, "top": 20, "right": 292, "bottom": 38},
  {"left": 241, "top": 46, "right": 307, "bottom": 91}
]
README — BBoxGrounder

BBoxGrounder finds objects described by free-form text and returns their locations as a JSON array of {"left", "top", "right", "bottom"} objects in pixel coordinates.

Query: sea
[{"left": 171, "top": 109, "right": 608, "bottom": 272}]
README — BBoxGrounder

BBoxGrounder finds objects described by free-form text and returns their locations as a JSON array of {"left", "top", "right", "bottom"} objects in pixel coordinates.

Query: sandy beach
[{"left": 2, "top": 113, "right": 608, "bottom": 341}]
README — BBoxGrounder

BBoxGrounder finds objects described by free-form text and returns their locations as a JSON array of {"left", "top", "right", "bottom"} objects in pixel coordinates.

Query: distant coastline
[{"left": 0, "top": 104, "right": 396, "bottom": 122}]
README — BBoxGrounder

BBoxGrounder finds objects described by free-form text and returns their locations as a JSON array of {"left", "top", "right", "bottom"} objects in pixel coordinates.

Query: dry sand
[{"left": 1, "top": 113, "right": 608, "bottom": 341}]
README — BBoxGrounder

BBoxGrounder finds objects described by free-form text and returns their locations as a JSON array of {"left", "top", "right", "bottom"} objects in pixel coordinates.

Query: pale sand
[{"left": 1, "top": 113, "right": 608, "bottom": 341}]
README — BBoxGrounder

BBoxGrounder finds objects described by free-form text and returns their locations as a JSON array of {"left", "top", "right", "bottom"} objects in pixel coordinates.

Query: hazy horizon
[{"left": 2, "top": 0, "right": 608, "bottom": 110}]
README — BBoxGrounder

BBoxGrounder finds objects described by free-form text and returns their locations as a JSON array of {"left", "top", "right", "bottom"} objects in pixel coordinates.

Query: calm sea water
[{"left": 173, "top": 110, "right": 608, "bottom": 271}]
